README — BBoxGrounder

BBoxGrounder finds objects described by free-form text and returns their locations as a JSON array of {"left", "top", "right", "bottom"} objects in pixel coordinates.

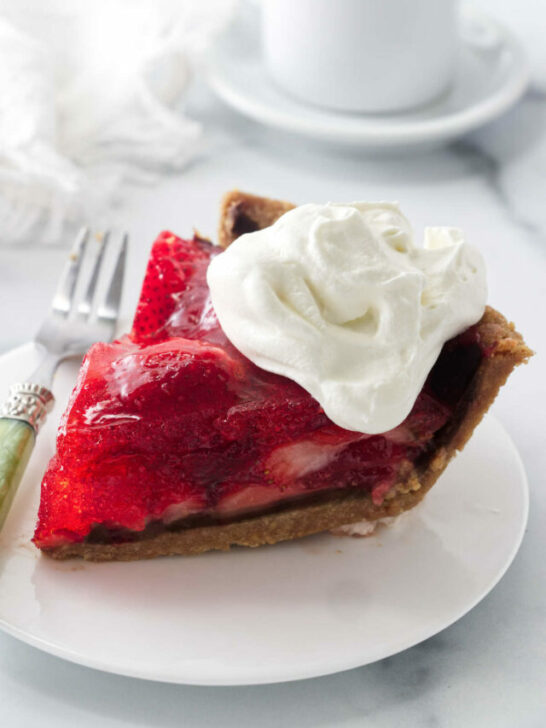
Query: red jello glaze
[
  {"left": 33, "top": 232, "right": 453, "bottom": 549},
  {"left": 34, "top": 454, "right": 207, "bottom": 547},
  {"left": 55, "top": 338, "right": 246, "bottom": 467}
]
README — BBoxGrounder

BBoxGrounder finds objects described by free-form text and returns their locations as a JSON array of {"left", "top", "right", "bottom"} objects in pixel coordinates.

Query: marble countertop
[{"left": 1, "top": 1, "right": 545, "bottom": 726}]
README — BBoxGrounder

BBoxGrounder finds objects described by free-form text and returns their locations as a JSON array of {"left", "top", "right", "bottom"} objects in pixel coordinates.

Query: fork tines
[{"left": 51, "top": 228, "right": 128, "bottom": 324}]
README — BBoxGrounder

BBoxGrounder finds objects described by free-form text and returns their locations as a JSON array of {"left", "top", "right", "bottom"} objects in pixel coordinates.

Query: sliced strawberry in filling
[{"left": 33, "top": 232, "right": 481, "bottom": 549}]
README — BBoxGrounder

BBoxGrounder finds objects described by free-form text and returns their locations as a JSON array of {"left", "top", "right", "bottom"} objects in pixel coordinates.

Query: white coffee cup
[{"left": 262, "top": 0, "right": 460, "bottom": 113}]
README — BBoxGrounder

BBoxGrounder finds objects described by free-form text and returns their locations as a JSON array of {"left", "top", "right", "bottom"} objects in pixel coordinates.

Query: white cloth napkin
[{"left": 0, "top": 0, "right": 236, "bottom": 245}]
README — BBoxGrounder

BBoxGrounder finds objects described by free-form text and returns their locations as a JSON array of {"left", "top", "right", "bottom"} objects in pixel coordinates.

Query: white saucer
[
  {"left": 205, "top": 8, "right": 529, "bottom": 149},
  {"left": 0, "top": 343, "right": 529, "bottom": 685}
]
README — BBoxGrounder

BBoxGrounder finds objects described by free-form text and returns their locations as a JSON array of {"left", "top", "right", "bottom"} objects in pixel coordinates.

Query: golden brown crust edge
[
  {"left": 218, "top": 190, "right": 295, "bottom": 248},
  {"left": 43, "top": 193, "right": 532, "bottom": 561}
]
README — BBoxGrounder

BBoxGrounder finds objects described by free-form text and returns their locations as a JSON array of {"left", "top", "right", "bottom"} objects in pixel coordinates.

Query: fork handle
[{"left": 0, "top": 384, "right": 54, "bottom": 529}]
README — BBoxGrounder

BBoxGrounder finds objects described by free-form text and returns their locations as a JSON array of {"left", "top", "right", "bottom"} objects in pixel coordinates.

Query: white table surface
[{"left": 1, "top": 1, "right": 545, "bottom": 726}]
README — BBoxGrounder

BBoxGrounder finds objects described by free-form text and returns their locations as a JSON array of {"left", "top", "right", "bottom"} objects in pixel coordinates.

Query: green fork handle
[
  {"left": 0, "top": 419, "right": 35, "bottom": 529},
  {"left": 0, "top": 383, "right": 54, "bottom": 530}
]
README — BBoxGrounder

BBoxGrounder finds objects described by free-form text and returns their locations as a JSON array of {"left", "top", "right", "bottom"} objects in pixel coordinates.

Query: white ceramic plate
[
  {"left": 0, "top": 343, "right": 528, "bottom": 685},
  {"left": 205, "top": 8, "right": 529, "bottom": 148}
]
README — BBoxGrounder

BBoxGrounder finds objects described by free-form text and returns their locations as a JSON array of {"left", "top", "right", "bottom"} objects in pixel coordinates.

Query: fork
[{"left": 0, "top": 228, "right": 128, "bottom": 529}]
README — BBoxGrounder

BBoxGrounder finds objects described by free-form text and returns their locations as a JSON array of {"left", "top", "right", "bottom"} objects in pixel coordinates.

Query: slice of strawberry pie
[{"left": 33, "top": 193, "right": 531, "bottom": 561}]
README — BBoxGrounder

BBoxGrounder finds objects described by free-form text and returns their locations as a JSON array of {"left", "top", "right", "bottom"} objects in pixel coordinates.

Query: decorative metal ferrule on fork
[{"left": 1, "top": 383, "right": 54, "bottom": 433}]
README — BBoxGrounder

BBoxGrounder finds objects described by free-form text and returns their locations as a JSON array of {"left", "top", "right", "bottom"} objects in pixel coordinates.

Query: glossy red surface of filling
[{"left": 33, "top": 232, "right": 465, "bottom": 548}]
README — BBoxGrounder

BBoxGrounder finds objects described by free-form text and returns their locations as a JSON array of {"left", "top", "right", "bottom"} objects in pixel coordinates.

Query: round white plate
[
  {"left": 0, "top": 343, "right": 528, "bottom": 685},
  {"left": 205, "top": 8, "right": 529, "bottom": 148}
]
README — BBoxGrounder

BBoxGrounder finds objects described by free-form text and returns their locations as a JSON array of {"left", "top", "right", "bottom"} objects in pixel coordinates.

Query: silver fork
[{"left": 0, "top": 228, "right": 128, "bottom": 529}]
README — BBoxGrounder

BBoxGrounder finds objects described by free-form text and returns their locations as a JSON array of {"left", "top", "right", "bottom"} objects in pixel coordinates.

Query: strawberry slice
[{"left": 131, "top": 231, "right": 218, "bottom": 342}]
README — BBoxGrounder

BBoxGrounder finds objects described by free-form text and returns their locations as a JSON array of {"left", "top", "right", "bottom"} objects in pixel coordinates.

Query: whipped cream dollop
[{"left": 207, "top": 202, "right": 487, "bottom": 434}]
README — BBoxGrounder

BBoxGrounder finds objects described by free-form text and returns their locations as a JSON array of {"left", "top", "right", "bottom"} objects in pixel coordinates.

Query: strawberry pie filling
[{"left": 33, "top": 233, "right": 487, "bottom": 549}]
